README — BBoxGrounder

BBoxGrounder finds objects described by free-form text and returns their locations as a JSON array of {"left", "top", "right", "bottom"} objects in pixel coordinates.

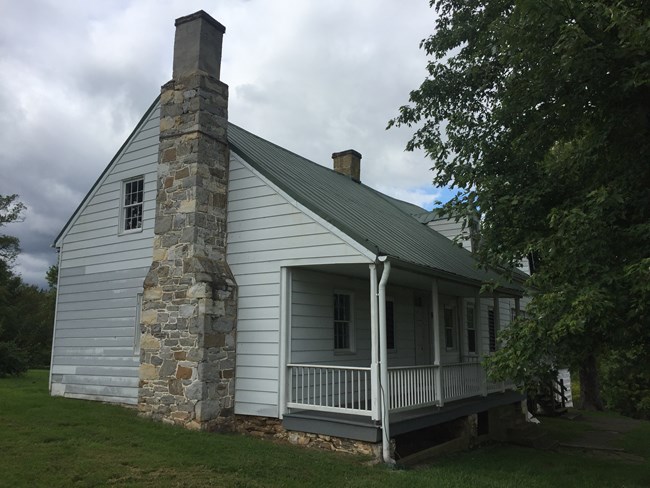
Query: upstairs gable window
[{"left": 122, "top": 177, "right": 144, "bottom": 232}]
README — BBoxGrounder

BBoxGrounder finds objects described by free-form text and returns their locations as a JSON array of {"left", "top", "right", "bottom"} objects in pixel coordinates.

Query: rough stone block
[
  {"left": 140, "top": 334, "right": 160, "bottom": 350},
  {"left": 141, "top": 309, "right": 158, "bottom": 326},
  {"left": 176, "top": 365, "right": 193, "bottom": 379},
  {"left": 159, "top": 360, "right": 178, "bottom": 378},
  {"left": 168, "top": 379, "right": 184, "bottom": 396},
  {"left": 140, "top": 364, "right": 158, "bottom": 380}
]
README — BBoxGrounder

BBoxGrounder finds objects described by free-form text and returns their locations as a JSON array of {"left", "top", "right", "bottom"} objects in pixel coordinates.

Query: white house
[{"left": 50, "top": 11, "right": 528, "bottom": 461}]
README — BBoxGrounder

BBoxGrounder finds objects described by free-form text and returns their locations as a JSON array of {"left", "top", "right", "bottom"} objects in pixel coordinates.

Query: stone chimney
[
  {"left": 332, "top": 149, "right": 362, "bottom": 182},
  {"left": 139, "top": 11, "right": 237, "bottom": 431}
]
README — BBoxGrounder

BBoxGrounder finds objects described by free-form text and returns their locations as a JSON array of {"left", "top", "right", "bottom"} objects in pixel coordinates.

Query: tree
[
  {"left": 0, "top": 194, "right": 25, "bottom": 263},
  {"left": 0, "top": 196, "right": 56, "bottom": 374},
  {"left": 390, "top": 0, "right": 650, "bottom": 410}
]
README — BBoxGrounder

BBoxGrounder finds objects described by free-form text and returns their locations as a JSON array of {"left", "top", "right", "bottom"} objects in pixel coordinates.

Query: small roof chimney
[
  {"left": 173, "top": 11, "right": 226, "bottom": 80},
  {"left": 332, "top": 149, "right": 362, "bottom": 182}
]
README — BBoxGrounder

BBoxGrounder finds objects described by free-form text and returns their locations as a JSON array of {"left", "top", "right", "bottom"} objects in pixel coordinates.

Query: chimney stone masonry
[
  {"left": 332, "top": 149, "right": 362, "bottom": 182},
  {"left": 138, "top": 11, "right": 237, "bottom": 431}
]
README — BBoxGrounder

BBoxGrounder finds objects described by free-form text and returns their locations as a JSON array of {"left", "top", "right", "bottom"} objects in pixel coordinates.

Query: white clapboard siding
[
  {"left": 51, "top": 103, "right": 161, "bottom": 405},
  {"left": 427, "top": 219, "right": 472, "bottom": 251},
  {"left": 227, "top": 155, "right": 368, "bottom": 418},
  {"left": 290, "top": 268, "right": 418, "bottom": 368}
]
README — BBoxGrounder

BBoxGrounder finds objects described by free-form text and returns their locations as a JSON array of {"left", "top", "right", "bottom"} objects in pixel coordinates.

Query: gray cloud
[{"left": 0, "top": 0, "right": 446, "bottom": 287}]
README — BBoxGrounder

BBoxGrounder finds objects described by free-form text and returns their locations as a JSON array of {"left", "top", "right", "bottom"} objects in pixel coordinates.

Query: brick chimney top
[
  {"left": 173, "top": 10, "right": 226, "bottom": 81},
  {"left": 332, "top": 149, "right": 362, "bottom": 182}
]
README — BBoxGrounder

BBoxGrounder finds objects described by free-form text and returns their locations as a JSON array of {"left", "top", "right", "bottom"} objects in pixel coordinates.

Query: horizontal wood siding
[
  {"left": 227, "top": 155, "right": 366, "bottom": 418},
  {"left": 427, "top": 219, "right": 472, "bottom": 251},
  {"left": 290, "top": 269, "right": 418, "bottom": 368},
  {"left": 51, "top": 104, "right": 160, "bottom": 405}
]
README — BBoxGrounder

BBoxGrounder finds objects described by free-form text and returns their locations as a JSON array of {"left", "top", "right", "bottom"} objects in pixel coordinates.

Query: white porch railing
[
  {"left": 287, "top": 364, "right": 373, "bottom": 416},
  {"left": 388, "top": 365, "right": 438, "bottom": 411},
  {"left": 441, "top": 362, "right": 482, "bottom": 402},
  {"left": 287, "top": 362, "right": 514, "bottom": 416}
]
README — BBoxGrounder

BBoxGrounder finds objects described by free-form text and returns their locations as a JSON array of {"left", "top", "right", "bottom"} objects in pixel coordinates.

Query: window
[
  {"left": 488, "top": 307, "right": 496, "bottom": 352},
  {"left": 386, "top": 299, "right": 395, "bottom": 350},
  {"left": 122, "top": 177, "right": 144, "bottom": 232},
  {"left": 466, "top": 304, "right": 476, "bottom": 354},
  {"left": 334, "top": 292, "right": 354, "bottom": 351},
  {"left": 444, "top": 306, "right": 455, "bottom": 349}
]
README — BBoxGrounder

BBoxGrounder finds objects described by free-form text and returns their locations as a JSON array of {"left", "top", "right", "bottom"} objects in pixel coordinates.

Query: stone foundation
[{"left": 233, "top": 415, "right": 382, "bottom": 458}]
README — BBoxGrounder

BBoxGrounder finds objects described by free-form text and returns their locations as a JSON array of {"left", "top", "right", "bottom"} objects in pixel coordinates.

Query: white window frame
[
  {"left": 333, "top": 290, "right": 355, "bottom": 353},
  {"left": 120, "top": 176, "right": 145, "bottom": 234}
]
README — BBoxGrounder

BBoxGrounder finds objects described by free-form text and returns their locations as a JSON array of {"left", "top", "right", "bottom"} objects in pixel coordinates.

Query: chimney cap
[
  {"left": 175, "top": 10, "right": 226, "bottom": 33},
  {"left": 172, "top": 10, "right": 226, "bottom": 81},
  {"left": 332, "top": 149, "right": 362, "bottom": 160}
]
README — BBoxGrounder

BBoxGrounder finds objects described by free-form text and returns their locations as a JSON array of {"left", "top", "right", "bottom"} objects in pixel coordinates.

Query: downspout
[
  {"left": 369, "top": 264, "right": 380, "bottom": 422},
  {"left": 377, "top": 257, "right": 395, "bottom": 464}
]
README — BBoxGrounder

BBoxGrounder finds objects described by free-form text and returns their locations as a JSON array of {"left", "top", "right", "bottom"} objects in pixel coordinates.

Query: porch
[
  {"left": 287, "top": 362, "right": 513, "bottom": 415},
  {"left": 283, "top": 388, "right": 523, "bottom": 443},
  {"left": 277, "top": 262, "right": 522, "bottom": 444}
]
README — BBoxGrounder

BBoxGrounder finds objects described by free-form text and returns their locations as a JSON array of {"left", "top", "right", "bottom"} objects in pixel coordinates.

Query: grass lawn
[{"left": 1, "top": 370, "right": 648, "bottom": 487}]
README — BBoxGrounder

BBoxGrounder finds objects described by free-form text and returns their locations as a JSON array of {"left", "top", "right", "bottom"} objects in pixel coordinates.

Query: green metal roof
[{"left": 228, "top": 123, "right": 522, "bottom": 294}]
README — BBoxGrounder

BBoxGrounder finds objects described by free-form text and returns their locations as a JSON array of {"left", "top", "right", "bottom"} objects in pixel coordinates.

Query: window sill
[
  {"left": 334, "top": 349, "right": 356, "bottom": 356},
  {"left": 119, "top": 227, "right": 144, "bottom": 236}
]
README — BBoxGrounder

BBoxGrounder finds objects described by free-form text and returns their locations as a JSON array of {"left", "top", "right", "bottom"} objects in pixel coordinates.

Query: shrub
[
  {"left": 0, "top": 341, "right": 28, "bottom": 377},
  {"left": 601, "top": 345, "right": 650, "bottom": 420}
]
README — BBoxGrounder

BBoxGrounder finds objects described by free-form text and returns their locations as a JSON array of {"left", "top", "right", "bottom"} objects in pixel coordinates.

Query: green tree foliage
[
  {"left": 391, "top": 0, "right": 649, "bottom": 412},
  {"left": 0, "top": 196, "right": 56, "bottom": 375},
  {"left": 0, "top": 194, "right": 25, "bottom": 263}
]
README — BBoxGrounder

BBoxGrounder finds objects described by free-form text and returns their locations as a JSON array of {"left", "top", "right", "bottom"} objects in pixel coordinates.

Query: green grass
[{"left": 1, "top": 371, "right": 649, "bottom": 487}]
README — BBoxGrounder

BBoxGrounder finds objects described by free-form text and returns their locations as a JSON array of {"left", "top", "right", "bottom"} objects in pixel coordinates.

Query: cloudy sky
[{"left": 0, "top": 0, "right": 451, "bottom": 288}]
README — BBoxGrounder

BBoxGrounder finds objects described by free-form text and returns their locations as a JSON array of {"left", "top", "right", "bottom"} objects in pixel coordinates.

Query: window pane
[
  {"left": 334, "top": 293, "right": 352, "bottom": 350},
  {"left": 123, "top": 178, "right": 144, "bottom": 231},
  {"left": 444, "top": 308, "right": 454, "bottom": 349},
  {"left": 466, "top": 305, "right": 476, "bottom": 353},
  {"left": 468, "top": 329, "right": 476, "bottom": 353}
]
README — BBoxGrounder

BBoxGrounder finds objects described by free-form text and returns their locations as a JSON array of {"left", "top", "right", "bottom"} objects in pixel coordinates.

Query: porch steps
[{"left": 507, "top": 424, "right": 558, "bottom": 450}]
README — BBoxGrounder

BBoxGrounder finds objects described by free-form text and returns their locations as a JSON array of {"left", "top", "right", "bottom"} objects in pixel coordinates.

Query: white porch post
[
  {"left": 432, "top": 278, "right": 443, "bottom": 406},
  {"left": 278, "top": 267, "right": 292, "bottom": 418},
  {"left": 476, "top": 292, "right": 487, "bottom": 396},
  {"left": 369, "top": 264, "right": 380, "bottom": 421}
]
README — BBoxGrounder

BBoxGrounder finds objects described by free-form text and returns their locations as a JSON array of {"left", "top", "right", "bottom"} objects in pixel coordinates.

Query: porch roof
[{"left": 228, "top": 123, "right": 524, "bottom": 295}]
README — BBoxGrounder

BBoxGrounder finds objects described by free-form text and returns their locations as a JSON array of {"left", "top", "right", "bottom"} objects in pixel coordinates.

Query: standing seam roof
[{"left": 227, "top": 123, "right": 521, "bottom": 293}]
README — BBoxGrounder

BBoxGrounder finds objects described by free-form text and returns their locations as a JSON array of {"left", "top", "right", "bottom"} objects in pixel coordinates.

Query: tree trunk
[{"left": 579, "top": 353, "right": 604, "bottom": 411}]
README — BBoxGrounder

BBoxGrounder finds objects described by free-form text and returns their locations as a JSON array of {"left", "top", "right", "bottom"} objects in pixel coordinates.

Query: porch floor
[{"left": 282, "top": 390, "right": 524, "bottom": 443}]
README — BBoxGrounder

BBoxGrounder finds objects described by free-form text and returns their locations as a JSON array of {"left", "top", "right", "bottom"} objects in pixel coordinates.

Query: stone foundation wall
[{"left": 233, "top": 415, "right": 382, "bottom": 458}]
